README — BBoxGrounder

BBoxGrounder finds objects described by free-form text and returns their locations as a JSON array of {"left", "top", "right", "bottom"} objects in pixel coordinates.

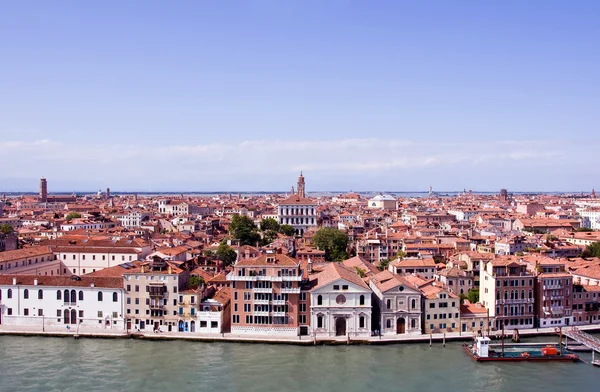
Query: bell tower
[{"left": 297, "top": 172, "right": 305, "bottom": 198}]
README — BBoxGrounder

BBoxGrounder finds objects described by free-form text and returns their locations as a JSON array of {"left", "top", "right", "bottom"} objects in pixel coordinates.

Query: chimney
[
  {"left": 34, "top": 278, "right": 38, "bottom": 286},
  {"left": 168, "top": 265, "right": 173, "bottom": 274},
  {"left": 12, "top": 277, "right": 17, "bottom": 285},
  {"left": 90, "top": 282, "right": 95, "bottom": 288},
  {"left": 141, "top": 265, "right": 145, "bottom": 273},
  {"left": 308, "top": 257, "right": 313, "bottom": 273}
]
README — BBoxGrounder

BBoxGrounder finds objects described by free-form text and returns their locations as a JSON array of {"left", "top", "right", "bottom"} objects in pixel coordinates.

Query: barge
[{"left": 463, "top": 337, "right": 579, "bottom": 362}]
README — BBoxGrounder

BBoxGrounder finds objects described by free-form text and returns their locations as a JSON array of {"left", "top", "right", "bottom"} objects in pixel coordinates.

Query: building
[
  {"left": 112, "top": 210, "right": 151, "bottom": 228},
  {"left": 367, "top": 194, "right": 397, "bottom": 210},
  {"left": 309, "top": 262, "right": 372, "bottom": 338},
  {"left": 479, "top": 257, "right": 535, "bottom": 331},
  {"left": 39, "top": 177, "right": 48, "bottom": 203},
  {"left": 197, "top": 286, "right": 231, "bottom": 334},
  {"left": 535, "top": 270, "right": 573, "bottom": 328},
  {"left": 0, "top": 275, "right": 125, "bottom": 330},
  {"left": 369, "top": 270, "right": 422, "bottom": 335},
  {"left": 277, "top": 174, "right": 318, "bottom": 235},
  {"left": 460, "top": 301, "right": 491, "bottom": 334},
  {"left": 434, "top": 266, "right": 473, "bottom": 296},
  {"left": 420, "top": 281, "right": 461, "bottom": 334},
  {"left": 0, "top": 246, "right": 62, "bottom": 276},
  {"left": 226, "top": 253, "right": 303, "bottom": 336},
  {"left": 572, "top": 284, "right": 600, "bottom": 326},
  {"left": 389, "top": 255, "right": 437, "bottom": 280}
]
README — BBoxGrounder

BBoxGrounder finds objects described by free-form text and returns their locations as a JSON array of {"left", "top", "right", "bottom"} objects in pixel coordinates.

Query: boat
[
  {"left": 593, "top": 360, "right": 600, "bottom": 367},
  {"left": 463, "top": 337, "right": 579, "bottom": 362}
]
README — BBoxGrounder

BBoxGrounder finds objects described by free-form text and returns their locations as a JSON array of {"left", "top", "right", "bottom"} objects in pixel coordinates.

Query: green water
[{"left": 0, "top": 336, "right": 597, "bottom": 392}]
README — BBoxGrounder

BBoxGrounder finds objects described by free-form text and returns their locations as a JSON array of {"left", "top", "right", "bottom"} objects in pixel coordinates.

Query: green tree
[
  {"left": 378, "top": 258, "right": 391, "bottom": 271},
  {"left": 467, "top": 288, "right": 479, "bottom": 304},
  {"left": 459, "top": 293, "right": 468, "bottom": 304},
  {"left": 279, "top": 224, "right": 296, "bottom": 237},
  {"left": 65, "top": 212, "right": 82, "bottom": 222},
  {"left": 216, "top": 242, "right": 238, "bottom": 267},
  {"left": 354, "top": 266, "right": 366, "bottom": 278},
  {"left": 576, "top": 227, "right": 594, "bottom": 232},
  {"left": 261, "top": 229, "right": 279, "bottom": 246},
  {"left": 0, "top": 224, "right": 13, "bottom": 235},
  {"left": 189, "top": 275, "right": 205, "bottom": 289},
  {"left": 396, "top": 250, "right": 406, "bottom": 259},
  {"left": 312, "top": 227, "right": 349, "bottom": 261},
  {"left": 229, "top": 214, "right": 261, "bottom": 246},
  {"left": 260, "top": 218, "right": 280, "bottom": 232},
  {"left": 583, "top": 242, "right": 600, "bottom": 258}
]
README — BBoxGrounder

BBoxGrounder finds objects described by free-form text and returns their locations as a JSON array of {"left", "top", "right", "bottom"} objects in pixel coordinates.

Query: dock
[{"left": 563, "top": 327, "right": 600, "bottom": 364}]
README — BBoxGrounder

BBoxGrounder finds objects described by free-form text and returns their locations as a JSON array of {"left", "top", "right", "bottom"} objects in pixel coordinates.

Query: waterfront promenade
[{"left": 1, "top": 324, "right": 598, "bottom": 345}]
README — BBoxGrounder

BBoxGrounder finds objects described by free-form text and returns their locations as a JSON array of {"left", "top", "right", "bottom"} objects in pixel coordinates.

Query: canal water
[{"left": 0, "top": 336, "right": 597, "bottom": 392}]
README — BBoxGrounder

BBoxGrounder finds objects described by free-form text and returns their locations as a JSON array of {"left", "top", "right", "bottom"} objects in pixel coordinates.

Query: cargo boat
[{"left": 463, "top": 337, "right": 579, "bottom": 362}]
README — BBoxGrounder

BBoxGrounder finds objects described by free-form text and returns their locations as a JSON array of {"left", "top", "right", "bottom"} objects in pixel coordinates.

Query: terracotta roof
[
  {"left": 0, "top": 246, "right": 53, "bottom": 263},
  {"left": 310, "top": 262, "right": 370, "bottom": 291},
  {"left": 235, "top": 253, "right": 300, "bottom": 267}
]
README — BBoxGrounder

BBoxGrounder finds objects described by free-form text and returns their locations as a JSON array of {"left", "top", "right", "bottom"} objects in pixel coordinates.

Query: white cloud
[{"left": 0, "top": 138, "right": 592, "bottom": 191}]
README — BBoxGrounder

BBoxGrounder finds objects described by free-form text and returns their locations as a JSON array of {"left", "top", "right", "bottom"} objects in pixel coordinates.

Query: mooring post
[
  {"left": 443, "top": 333, "right": 446, "bottom": 347},
  {"left": 430, "top": 333, "right": 432, "bottom": 347}
]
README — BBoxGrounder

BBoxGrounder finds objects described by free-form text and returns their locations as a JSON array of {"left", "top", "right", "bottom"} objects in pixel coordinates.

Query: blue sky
[{"left": 1, "top": 1, "right": 599, "bottom": 192}]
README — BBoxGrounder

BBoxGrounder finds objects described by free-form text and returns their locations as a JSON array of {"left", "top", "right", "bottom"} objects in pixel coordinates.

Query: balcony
[
  {"left": 272, "top": 299, "right": 286, "bottom": 306},
  {"left": 281, "top": 287, "right": 300, "bottom": 294},
  {"left": 254, "top": 299, "right": 270, "bottom": 305},
  {"left": 149, "top": 303, "right": 164, "bottom": 310},
  {"left": 253, "top": 287, "right": 273, "bottom": 294},
  {"left": 281, "top": 275, "right": 303, "bottom": 282},
  {"left": 272, "top": 311, "right": 286, "bottom": 317},
  {"left": 253, "top": 311, "right": 269, "bottom": 317},
  {"left": 227, "top": 275, "right": 257, "bottom": 282}
]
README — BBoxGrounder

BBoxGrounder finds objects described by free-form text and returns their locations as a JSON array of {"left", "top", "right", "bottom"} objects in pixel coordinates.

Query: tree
[
  {"left": 279, "top": 225, "right": 296, "bottom": 237},
  {"left": 312, "top": 228, "right": 349, "bottom": 261},
  {"left": 459, "top": 293, "right": 468, "bottom": 304},
  {"left": 189, "top": 275, "right": 205, "bottom": 289},
  {"left": 378, "top": 258, "right": 391, "bottom": 271},
  {"left": 229, "top": 214, "right": 261, "bottom": 246},
  {"left": 583, "top": 242, "right": 600, "bottom": 258},
  {"left": 65, "top": 212, "right": 82, "bottom": 222},
  {"left": 467, "top": 288, "right": 479, "bottom": 304},
  {"left": 216, "top": 242, "right": 238, "bottom": 267},
  {"left": 260, "top": 218, "right": 280, "bottom": 232},
  {"left": 0, "top": 224, "right": 13, "bottom": 235},
  {"left": 354, "top": 266, "right": 366, "bottom": 278},
  {"left": 261, "top": 229, "right": 279, "bottom": 246},
  {"left": 396, "top": 250, "right": 406, "bottom": 259},
  {"left": 576, "top": 227, "right": 594, "bottom": 232}
]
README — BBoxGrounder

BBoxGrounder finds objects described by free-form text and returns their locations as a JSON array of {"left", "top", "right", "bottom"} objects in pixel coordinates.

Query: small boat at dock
[{"left": 463, "top": 337, "right": 579, "bottom": 362}]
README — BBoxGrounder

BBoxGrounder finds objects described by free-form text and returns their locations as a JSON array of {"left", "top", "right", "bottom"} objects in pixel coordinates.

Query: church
[{"left": 277, "top": 173, "right": 318, "bottom": 235}]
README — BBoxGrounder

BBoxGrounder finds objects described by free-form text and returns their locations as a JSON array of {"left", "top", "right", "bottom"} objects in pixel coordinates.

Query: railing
[
  {"left": 281, "top": 287, "right": 300, "bottom": 294},
  {"left": 272, "top": 299, "right": 286, "bottom": 306},
  {"left": 253, "top": 311, "right": 269, "bottom": 317},
  {"left": 272, "top": 311, "right": 286, "bottom": 317},
  {"left": 254, "top": 299, "right": 269, "bottom": 305},
  {"left": 253, "top": 287, "right": 273, "bottom": 293}
]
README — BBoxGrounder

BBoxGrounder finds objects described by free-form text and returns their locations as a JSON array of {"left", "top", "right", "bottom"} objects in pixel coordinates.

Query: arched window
[
  {"left": 386, "top": 299, "right": 391, "bottom": 310},
  {"left": 78, "top": 291, "right": 84, "bottom": 301},
  {"left": 521, "top": 290, "right": 525, "bottom": 299},
  {"left": 23, "top": 289, "right": 29, "bottom": 299},
  {"left": 38, "top": 289, "right": 43, "bottom": 300},
  {"left": 98, "top": 292, "right": 103, "bottom": 301},
  {"left": 317, "top": 315, "right": 323, "bottom": 328},
  {"left": 317, "top": 295, "right": 322, "bottom": 306},
  {"left": 64, "top": 289, "right": 69, "bottom": 303},
  {"left": 411, "top": 299, "right": 417, "bottom": 309},
  {"left": 64, "top": 309, "right": 70, "bottom": 324},
  {"left": 113, "top": 292, "right": 118, "bottom": 302},
  {"left": 359, "top": 295, "right": 365, "bottom": 306},
  {"left": 57, "top": 290, "right": 61, "bottom": 300},
  {"left": 70, "top": 290, "right": 76, "bottom": 304},
  {"left": 7, "top": 289, "right": 11, "bottom": 299},
  {"left": 71, "top": 309, "right": 77, "bottom": 324}
]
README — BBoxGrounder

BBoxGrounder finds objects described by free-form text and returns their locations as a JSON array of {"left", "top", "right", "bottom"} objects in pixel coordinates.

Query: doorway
[
  {"left": 335, "top": 317, "right": 346, "bottom": 336},
  {"left": 397, "top": 318, "right": 406, "bottom": 334}
]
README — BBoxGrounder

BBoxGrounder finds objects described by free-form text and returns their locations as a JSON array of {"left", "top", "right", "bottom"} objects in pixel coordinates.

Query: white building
[
  {"left": 0, "top": 275, "right": 125, "bottom": 330},
  {"left": 578, "top": 208, "right": 600, "bottom": 230},
  {"left": 112, "top": 210, "right": 151, "bottom": 228},
  {"left": 309, "top": 263, "right": 372, "bottom": 338},
  {"left": 369, "top": 270, "right": 422, "bottom": 335},
  {"left": 0, "top": 246, "right": 63, "bottom": 276},
  {"left": 197, "top": 287, "right": 230, "bottom": 334},
  {"left": 367, "top": 194, "right": 397, "bottom": 210}
]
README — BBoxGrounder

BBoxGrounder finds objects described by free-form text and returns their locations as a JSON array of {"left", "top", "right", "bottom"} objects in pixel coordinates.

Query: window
[
  {"left": 135, "top": 285, "right": 139, "bottom": 292},
  {"left": 411, "top": 299, "right": 417, "bottom": 309},
  {"left": 24, "top": 308, "right": 29, "bottom": 316},
  {"left": 7, "top": 289, "right": 12, "bottom": 299},
  {"left": 359, "top": 295, "right": 365, "bottom": 306},
  {"left": 342, "top": 285, "right": 348, "bottom": 290},
  {"left": 7, "top": 308, "right": 12, "bottom": 315},
  {"left": 359, "top": 316, "right": 365, "bottom": 328},
  {"left": 386, "top": 319, "right": 391, "bottom": 328},
  {"left": 317, "top": 316, "right": 323, "bottom": 328},
  {"left": 57, "top": 290, "right": 61, "bottom": 300},
  {"left": 38, "top": 289, "right": 43, "bottom": 299},
  {"left": 98, "top": 292, "right": 103, "bottom": 301},
  {"left": 113, "top": 292, "right": 118, "bottom": 302},
  {"left": 429, "top": 303, "right": 435, "bottom": 308},
  {"left": 24, "top": 289, "right": 29, "bottom": 299},
  {"left": 333, "top": 285, "right": 340, "bottom": 290},
  {"left": 79, "top": 291, "right": 84, "bottom": 301},
  {"left": 70, "top": 290, "right": 76, "bottom": 304},
  {"left": 387, "top": 299, "right": 391, "bottom": 310},
  {"left": 211, "top": 321, "right": 218, "bottom": 329},
  {"left": 317, "top": 295, "right": 322, "bottom": 305}
]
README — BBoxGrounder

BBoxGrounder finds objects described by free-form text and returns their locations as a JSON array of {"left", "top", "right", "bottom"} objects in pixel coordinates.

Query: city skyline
[{"left": 2, "top": 1, "right": 599, "bottom": 191}]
